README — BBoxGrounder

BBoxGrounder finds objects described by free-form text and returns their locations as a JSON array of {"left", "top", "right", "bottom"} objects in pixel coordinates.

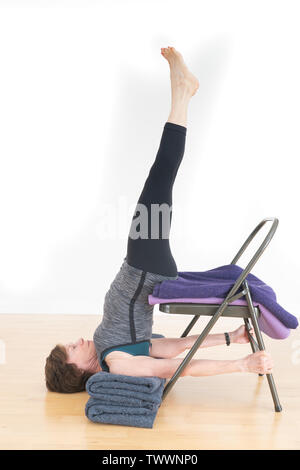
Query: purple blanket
[{"left": 149, "top": 264, "right": 298, "bottom": 340}]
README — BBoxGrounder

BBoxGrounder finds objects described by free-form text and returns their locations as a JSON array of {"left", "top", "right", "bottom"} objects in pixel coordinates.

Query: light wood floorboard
[{"left": 0, "top": 313, "right": 299, "bottom": 450}]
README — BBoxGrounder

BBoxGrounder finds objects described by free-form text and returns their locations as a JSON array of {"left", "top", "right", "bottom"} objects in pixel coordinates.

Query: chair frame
[{"left": 159, "top": 217, "right": 282, "bottom": 412}]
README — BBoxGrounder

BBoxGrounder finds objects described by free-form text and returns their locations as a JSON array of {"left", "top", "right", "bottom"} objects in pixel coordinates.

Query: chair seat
[{"left": 159, "top": 302, "right": 260, "bottom": 318}]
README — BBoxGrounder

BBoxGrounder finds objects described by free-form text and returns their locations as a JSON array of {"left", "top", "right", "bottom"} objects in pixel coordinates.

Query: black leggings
[{"left": 126, "top": 121, "right": 187, "bottom": 277}]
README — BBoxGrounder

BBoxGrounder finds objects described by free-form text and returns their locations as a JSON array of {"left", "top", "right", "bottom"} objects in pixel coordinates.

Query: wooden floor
[{"left": 0, "top": 313, "right": 299, "bottom": 450}]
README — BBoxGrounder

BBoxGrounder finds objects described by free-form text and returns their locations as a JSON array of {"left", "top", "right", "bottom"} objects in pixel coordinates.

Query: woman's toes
[
  {"left": 161, "top": 47, "right": 173, "bottom": 61},
  {"left": 170, "top": 47, "right": 182, "bottom": 58}
]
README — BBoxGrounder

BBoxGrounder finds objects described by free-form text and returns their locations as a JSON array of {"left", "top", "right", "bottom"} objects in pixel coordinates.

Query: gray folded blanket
[
  {"left": 85, "top": 333, "right": 166, "bottom": 428},
  {"left": 85, "top": 373, "right": 165, "bottom": 428}
]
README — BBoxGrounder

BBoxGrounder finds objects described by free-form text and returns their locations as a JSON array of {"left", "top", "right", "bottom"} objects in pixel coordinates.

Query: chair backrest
[{"left": 223, "top": 217, "right": 279, "bottom": 303}]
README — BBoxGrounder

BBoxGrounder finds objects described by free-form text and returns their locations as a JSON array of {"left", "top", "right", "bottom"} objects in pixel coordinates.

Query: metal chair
[{"left": 159, "top": 217, "right": 282, "bottom": 412}]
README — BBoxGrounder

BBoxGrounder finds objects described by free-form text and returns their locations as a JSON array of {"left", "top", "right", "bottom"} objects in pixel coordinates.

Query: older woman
[{"left": 45, "top": 47, "right": 273, "bottom": 393}]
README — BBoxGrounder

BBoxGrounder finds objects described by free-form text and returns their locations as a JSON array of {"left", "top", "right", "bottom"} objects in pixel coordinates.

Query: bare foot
[
  {"left": 240, "top": 350, "right": 274, "bottom": 374},
  {"left": 161, "top": 46, "right": 199, "bottom": 97}
]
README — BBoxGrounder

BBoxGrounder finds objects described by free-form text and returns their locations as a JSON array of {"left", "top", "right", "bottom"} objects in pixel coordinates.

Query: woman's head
[{"left": 45, "top": 338, "right": 100, "bottom": 393}]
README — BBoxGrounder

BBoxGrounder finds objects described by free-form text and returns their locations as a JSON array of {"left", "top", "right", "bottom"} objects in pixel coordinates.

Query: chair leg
[
  {"left": 244, "top": 318, "right": 259, "bottom": 353},
  {"left": 162, "top": 303, "right": 228, "bottom": 400},
  {"left": 181, "top": 315, "right": 200, "bottom": 338},
  {"left": 244, "top": 317, "right": 263, "bottom": 377},
  {"left": 243, "top": 281, "right": 282, "bottom": 412}
]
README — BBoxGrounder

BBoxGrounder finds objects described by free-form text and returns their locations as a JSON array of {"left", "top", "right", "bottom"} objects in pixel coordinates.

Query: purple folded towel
[{"left": 149, "top": 264, "right": 298, "bottom": 339}]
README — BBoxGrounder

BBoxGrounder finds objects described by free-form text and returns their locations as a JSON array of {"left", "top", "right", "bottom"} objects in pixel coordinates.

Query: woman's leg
[
  {"left": 126, "top": 47, "right": 199, "bottom": 276},
  {"left": 126, "top": 121, "right": 187, "bottom": 276}
]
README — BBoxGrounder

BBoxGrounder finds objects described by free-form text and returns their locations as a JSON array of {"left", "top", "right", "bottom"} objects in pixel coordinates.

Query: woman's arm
[
  {"left": 150, "top": 334, "right": 229, "bottom": 358},
  {"left": 107, "top": 349, "right": 272, "bottom": 378},
  {"left": 150, "top": 325, "right": 252, "bottom": 359},
  {"left": 107, "top": 354, "right": 245, "bottom": 378}
]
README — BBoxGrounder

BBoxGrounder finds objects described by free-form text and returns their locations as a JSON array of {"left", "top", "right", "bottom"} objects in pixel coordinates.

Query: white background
[{"left": 0, "top": 0, "right": 299, "bottom": 319}]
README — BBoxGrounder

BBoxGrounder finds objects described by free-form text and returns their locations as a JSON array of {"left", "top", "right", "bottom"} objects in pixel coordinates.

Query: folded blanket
[
  {"left": 149, "top": 295, "right": 290, "bottom": 339},
  {"left": 85, "top": 397, "right": 160, "bottom": 428},
  {"left": 85, "top": 372, "right": 165, "bottom": 428},
  {"left": 149, "top": 264, "right": 298, "bottom": 338},
  {"left": 86, "top": 371, "right": 165, "bottom": 404}
]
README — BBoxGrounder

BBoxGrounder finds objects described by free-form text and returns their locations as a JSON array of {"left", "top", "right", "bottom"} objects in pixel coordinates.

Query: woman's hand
[{"left": 230, "top": 325, "right": 254, "bottom": 344}]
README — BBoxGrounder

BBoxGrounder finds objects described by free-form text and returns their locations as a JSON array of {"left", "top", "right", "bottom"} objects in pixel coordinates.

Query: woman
[{"left": 45, "top": 47, "right": 273, "bottom": 393}]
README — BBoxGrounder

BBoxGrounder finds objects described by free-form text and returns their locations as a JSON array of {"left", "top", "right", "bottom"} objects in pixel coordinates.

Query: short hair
[{"left": 45, "top": 344, "right": 94, "bottom": 393}]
